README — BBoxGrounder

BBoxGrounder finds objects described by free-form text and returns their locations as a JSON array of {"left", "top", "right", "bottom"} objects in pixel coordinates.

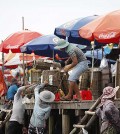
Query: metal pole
[
  {"left": 22, "top": 16, "right": 24, "bottom": 31},
  {"left": 90, "top": 41, "right": 95, "bottom": 86},
  {"left": 22, "top": 16, "right": 25, "bottom": 85},
  {"left": 53, "top": 50, "right": 54, "bottom": 61}
]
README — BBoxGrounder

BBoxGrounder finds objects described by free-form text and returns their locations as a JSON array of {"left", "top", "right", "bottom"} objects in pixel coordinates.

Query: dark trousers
[{"left": 6, "top": 121, "right": 23, "bottom": 134}]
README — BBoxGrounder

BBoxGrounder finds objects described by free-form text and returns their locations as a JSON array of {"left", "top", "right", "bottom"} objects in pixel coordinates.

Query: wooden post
[
  {"left": 62, "top": 109, "right": 70, "bottom": 134},
  {"left": 49, "top": 113, "right": 54, "bottom": 134}
]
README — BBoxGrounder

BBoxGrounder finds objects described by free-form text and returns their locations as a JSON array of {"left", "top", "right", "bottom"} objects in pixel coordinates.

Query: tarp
[{"left": 0, "top": 70, "right": 7, "bottom": 96}]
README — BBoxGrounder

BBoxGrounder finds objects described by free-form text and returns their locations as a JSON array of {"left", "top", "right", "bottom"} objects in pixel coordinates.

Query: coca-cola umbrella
[
  {"left": 0, "top": 30, "right": 42, "bottom": 53},
  {"left": 79, "top": 10, "right": 120, "bottom": 88},
  {"left": 79, "top": 10, "right": 120, "bottom": 44},
  {"left": 54, "top": 15, "right": 98, "bottom": 46}
]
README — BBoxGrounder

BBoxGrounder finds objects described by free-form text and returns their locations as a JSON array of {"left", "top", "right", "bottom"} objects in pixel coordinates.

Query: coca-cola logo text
[
  {"left": 6, "top": 44, "right": 19, "bottom": 49},
  {"left": 98, "top": 32, "right": 116, "bottom": 39}
]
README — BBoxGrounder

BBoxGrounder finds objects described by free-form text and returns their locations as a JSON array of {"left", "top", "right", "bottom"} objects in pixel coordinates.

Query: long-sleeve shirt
[
  {"left": 10, "top": 86, "right": 26, "bottom": 124},
  {"left": 96, "top": 100, "right": 120, "bottom": 133},
  {"left": 30, "top": 84, "right": 51, "bottom": 128}
]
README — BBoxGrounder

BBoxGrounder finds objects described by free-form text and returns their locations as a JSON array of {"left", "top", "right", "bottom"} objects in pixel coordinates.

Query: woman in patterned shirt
[{"left": 96, "top": 86, "right": 120, "bottom": 134}]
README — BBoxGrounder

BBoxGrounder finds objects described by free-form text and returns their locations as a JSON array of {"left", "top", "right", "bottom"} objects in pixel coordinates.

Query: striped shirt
[{"left": 65, "top": 44, "right": 87, "bottom": 63}]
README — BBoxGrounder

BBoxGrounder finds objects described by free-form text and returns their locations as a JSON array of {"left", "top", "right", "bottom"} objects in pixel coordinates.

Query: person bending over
[{"left": 55, "top": 39, "right": 88, "bottom": 101}]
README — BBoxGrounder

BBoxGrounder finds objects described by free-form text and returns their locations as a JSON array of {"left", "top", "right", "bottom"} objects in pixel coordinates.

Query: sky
[{"left": 0, "top": 0, "right": 120, "bottom": 41}]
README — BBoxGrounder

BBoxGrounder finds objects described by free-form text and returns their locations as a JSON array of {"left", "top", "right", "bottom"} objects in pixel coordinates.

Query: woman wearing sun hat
[
  {"left": 55, "top": 39, "right": 88, "bottom": 101},
  {"left": 28, "top": 81, "right": 55, "bottom": 134},
  {"left": 96, "top": 86, "right": 120, "bottom": 134}
]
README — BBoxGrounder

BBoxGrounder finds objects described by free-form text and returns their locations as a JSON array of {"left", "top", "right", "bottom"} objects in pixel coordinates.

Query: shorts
[{"left": 68, "top": 60, "right": 88, "bottom": 82}]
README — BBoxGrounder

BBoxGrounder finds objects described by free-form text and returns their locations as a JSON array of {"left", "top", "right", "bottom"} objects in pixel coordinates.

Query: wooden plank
[
  {"left": 24, "top": 99, "right": 120, "bottom": 110},
  {"left": 85, "top": 111, "right": 95, "bottom": 115},
  {"left": 73, "top": 124, "right": 85, "bottom": 128}
]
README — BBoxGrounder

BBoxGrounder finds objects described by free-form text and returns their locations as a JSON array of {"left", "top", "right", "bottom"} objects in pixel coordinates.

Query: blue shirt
[{"left": 6, "top": 84, "right": 18, "bottom": 100}]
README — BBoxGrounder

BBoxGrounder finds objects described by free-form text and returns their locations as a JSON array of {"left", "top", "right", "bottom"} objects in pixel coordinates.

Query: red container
[
  {"left": 54, "top": 92, "right": 60, "bottom": 101},
  {"left": 73, "top": 90, "right": 92, "bottom": 100}
]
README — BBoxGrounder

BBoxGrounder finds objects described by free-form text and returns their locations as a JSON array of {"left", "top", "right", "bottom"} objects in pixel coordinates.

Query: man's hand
[
  {"left": 44, "top": 80, "right": 49, "bottom": 85},
  {"left": 64, "top": 65, "right": 72, "bottom": 72}
]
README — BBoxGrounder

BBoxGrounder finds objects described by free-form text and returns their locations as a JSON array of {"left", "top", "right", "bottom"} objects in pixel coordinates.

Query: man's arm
[
  {"left": 64, "top": 56, "right": 78, "bottom": 72},
  {"left": 34, "top": 83, "right": 46, "bottom": 95},
  {"left": 34, "top": 81, "right": 48, "bottom": 101},
  {"left": 14, "top": 85, "right": 32, "bottom": 99}
]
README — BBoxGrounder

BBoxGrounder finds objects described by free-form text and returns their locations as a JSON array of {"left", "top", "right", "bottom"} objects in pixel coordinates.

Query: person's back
[
  {"left": 66, "top": 44, "right": 87, "bottom": 63},
  {"left": 30, "top": 102, "right": 51, "bottom": 128},
  {"left": 28, "top": 82, "right": 55, "bottom": 134},
  {"left": 30, "top": 84, "right": 51, "bottom": 128},
  {"left": 7, "top": 84, "right": 18, "bottom": 100},
  {"left": 6, "top": 78, "right": 18, "bottom": 100}
]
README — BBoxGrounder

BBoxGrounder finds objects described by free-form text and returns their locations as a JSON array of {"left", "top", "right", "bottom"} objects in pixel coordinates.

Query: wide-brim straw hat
[
  {"left": 39, "top": 90, "right": 55, "bottom": 102},
  {"left": 102, "top": 86, "right": 119, "bottom": 99},
  {"left": 54, "top": 39, "right": 69, "bottom": 49}
]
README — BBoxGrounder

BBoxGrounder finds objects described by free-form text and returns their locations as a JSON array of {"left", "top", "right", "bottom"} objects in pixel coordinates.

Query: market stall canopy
[
  {"left": 0, "top": 52, "right": 44, "bottom": 68},
  {"left": 0, "top": 30, "right": 42, "bottom": 53},
  {"left": 54, "top": 15, "right": 98, "bottom": 45},
  {"left": 85, "top": 49, "right": 115, "bottom": 63},
  {"left": 20, "top": 34, "right": 69, "bottom": 58},
  {"left": 79, "top": 10, "right": 120, "bottom": 44}
]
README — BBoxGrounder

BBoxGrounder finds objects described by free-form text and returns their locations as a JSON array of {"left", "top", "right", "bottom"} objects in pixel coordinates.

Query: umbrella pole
[
  {"left": 102, "top": 45, "right": 104, "bottom": 58},
  {"left": 22, "top": 16, "right": 26, "bottom": 85},
  {"left": 66, "top": 36, "right": 68, "bottom": 41},
  {"left": 97, "top": 49, "right": 98, "bottom": 67},
  {"left": 90, "top": 41, "right": 95, "bottom": 87},
  {"left": 23, "top": 53, "right": 26, "bottom": 85},
  {"left": 53, "top": 50, "right": 54, "bottom": 61}
]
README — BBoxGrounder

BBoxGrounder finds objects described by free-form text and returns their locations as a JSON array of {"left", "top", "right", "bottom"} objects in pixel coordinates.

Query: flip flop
[{"left": 60, "top": 96, "right": 71, "bottom": 101}]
